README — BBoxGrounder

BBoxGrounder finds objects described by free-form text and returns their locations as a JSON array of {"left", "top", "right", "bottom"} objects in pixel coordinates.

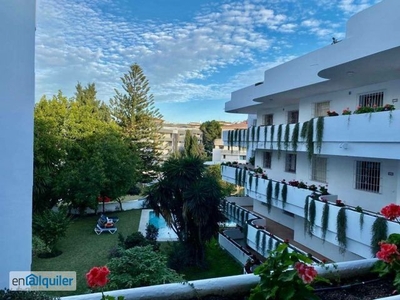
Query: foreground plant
[
  {"left": 86, "top": 266, "right": 124, "bottom": 300},
  {"left": 373, "top": 203, "right": 400, "bottom": 292},
  {"left": 249, "top": 243, "right": 328, "bottom": 300}
]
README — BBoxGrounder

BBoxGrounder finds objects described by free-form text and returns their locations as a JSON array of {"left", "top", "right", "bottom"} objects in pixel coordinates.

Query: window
[
  {"left": 311, "top": 156, "right": 327, "bottom": 182},
  {"left": 359, "top": 91, "right": 384, "bottom": 107},
  {"left": 315, "top": 101, "right": 330, "bottom": 117},
  {"left": 263, "top": 114, "right": 273, "bottom": 126},
  {"left": 287, "top": 110, "right": 299, "bottom": 124},
  {"left": 263, "top": 152, "right": 272, "bottom": 169},
  {"left": 223, "top": 155, "right": 226, "bottom": 159},
  {"left": 355, "top": 161, "right": 381, "bottom": 193},
  {"left": 285, "top": 154, "right": 296, "bottom": 173},
  {"left": 240, "top": 155, "right": 246, "bottom": 160}
]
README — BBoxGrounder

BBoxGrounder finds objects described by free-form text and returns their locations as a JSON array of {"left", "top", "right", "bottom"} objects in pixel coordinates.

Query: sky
[{"left": 36, "top": 0, "right": 380, "bottom": 124}]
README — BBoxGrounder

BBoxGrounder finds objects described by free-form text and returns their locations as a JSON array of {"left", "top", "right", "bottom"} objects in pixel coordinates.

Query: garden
[{"left": 30, "top": 208, "right": 242, "bottom": 298}]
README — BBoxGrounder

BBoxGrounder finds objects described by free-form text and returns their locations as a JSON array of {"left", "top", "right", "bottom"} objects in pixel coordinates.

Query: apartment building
[
  {"left": 213, "top": 121, "right": 248, "bottom": 164},
  {"left": 220, "top": 0, "right": 400, "bottom": 263},
  {"left": 159, "top": 123, "right": 203, "bottom": 161}
]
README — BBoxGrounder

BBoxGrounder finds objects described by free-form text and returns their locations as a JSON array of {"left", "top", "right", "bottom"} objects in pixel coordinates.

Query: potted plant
[
  {"left": 308, "top": 184, "right": 317, "bottom": 191},
  {"left": 342, "top": 108, "right": 351, "bottom": 115},
  {"left": 327, "top": 110, "right": 339, "bottom": 116},
  {"left": 336, "top": 199, "right": 345, "bottom": 207}
]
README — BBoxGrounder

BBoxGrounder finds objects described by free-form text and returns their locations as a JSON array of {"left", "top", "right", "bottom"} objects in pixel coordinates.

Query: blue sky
[{"left": 36, "top": 0, "right": 380, "bottom": 123}]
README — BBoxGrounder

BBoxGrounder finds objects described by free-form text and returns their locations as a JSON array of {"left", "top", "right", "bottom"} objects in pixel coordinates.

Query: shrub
[
  {"left": 32, "top": 235, "right": 50, "bottom": 257},
  {"left": 107, "top": 246, "right": 183, "bottom": 289},
  {"left": 0, "top": 289, "right": 59, "bottom": 300},
  {"left": 127, "top": 185, "right": 141, "bottom": 195},
  {"left": 166, "top": 242, "right": 194, "bottom": 271},
  {"left": 145, "top": 223, "right": 159, "bottom": 241},
  {"left": 119, "top": 232, "right": 159, "bottom": 251},
  {"left": 32, "top": 209, "right": 70, "bottom": 256}
]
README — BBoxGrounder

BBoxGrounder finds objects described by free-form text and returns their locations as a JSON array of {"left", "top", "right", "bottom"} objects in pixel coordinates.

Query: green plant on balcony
[
  {"left": 292, "top": 122, "right": 299, "bottom": 152},
  {"left": 342, "top": 108, "right": 352, "bottom": 115},
  {"left": 281, "top": 183, "right": 288, "bottom": 208},
  {"left": 353, "top": 105, "right": 374, "bottom": 114},
  {"left": 277, "top": 124, "right": 283, "bottom": 159},
  {"left": 308, "top": 184, "right": 317, "bottom": 191},
  {"left": 248, "top": 173, "right": 253, "bottom": 190},
  {"left": 246, "top": 128, "right": 250, "bottom": 148},
  {"left": 300, "top": 121, "right": 308, "bottom": 140},
  {"left": 274, "top": 181, "right": 280, "bottom": 202},
  {"left": 308, "top": 199, "right": 316, "bottom": 236},
  {"left": 321, "top": 202, "right": 330, "bottom": 242},
  {"left": 336, "top": 207, "right": 347, "bottom": 254},
  {"left": 251, "top": 126, "right": 256, "bottom": 147},
  {"left": 234, "top": 129, "right": 238, "bottom": 143},
  {"left": 264, "top": 125, "right": 268, "bottom": 148},
  {"left": 256, "top": 229, "right": 261, "bottom": 251},
  {"left": 316, "top": 116, "right": 324, "bottom": 153},
  {"left": 304, "top": 196, "right": 310, "bottom": 236},
  {"left": 268, "top": 235, "right": 273, "bottom": 251},
  {"left": 284, "top": 124, "right": 290, "bottom": 151},
  {"left": 319, "top": 184, "right": 329, "bottom": 195},
  {"left": 355, "top": 205, "right": 364, "bottom": 231},
  {"left": 266, "top": 179, "right": 273, "bottom": 213},
  {"left": 327, "top": 110, "right": 339, "bottom": 116},
  {"left": 255, "top": 176, "right": 259, "bottom": 192},
  {"left": 254, "top": 166, "right": 263, "bottom": 174},
  {"left": 238, "top": 129, "right": 242, "bottom": 151},
  {"left": 306, "top": 119, "right": 314, "bottom": 160},
  {"left": 371, "top": 217, "right": 388, "bottom": 256},
  {"left": 298, "top": 181, "right": 308, "bottom": 189},
  {"left": 270, "top": 125, "right": 275, "bottom": 149},
  {"left": 243, "top": 169, "right": 247, "bottom": 186},
  {"left": 261, "top": 232, "right": 267, "bottom": 256},
  {"left": 256, "top": 126, "right": 260, "bottom": 143},
  {"left": 249, "top": 156, "right": 255, "bottom": 166}
]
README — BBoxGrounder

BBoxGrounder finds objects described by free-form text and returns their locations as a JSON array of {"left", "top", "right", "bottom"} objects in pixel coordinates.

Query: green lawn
[
  {"left": 179, "top": 239, "right": 243, "bottom": 281},
  {"left": 33, "top": 209, "right": 242, "bottom": 297},
  {"left": 32, "top": 209, "right": 142, "bottom": 296}
]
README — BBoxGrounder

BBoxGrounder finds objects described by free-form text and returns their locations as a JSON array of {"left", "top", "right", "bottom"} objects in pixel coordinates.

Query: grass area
[
  {"left": 119, "top": 194, "right": 144, "bottom": 201},
  {"left": 161, "top": 239, "right": 243, "bottom": 281},
  {"left": 32, "top": 209, "right": 142, "bottom": 296},
  {"left": 33, "top": 209, "right": 242, "bottom": 297}
]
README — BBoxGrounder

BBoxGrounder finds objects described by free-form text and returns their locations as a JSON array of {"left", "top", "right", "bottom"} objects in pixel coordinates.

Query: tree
[
  {"left": 183, "top": 130, "right": 203, "bottom": 157},
  {"left": 146, "top": 156, "right": 225, "bottom": 266},
  {"left": 200, "top": 120, "right": 222, "bottom": 157},
  {"left": 34, "top": 86, "right": 139, "bottom": 214},
  {"left": 110, "top": 64, "right": 164, "bottom": 181}
]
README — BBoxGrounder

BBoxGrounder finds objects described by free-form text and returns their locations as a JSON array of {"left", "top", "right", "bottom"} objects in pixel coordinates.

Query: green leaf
[
  {"left": 278, "top": 270, "right": 297, "bottom": 282},
  {"left": 279, "top": 285, "right": 295, "bottom": 300}
]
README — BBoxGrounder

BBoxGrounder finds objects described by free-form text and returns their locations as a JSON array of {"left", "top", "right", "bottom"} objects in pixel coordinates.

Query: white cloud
[{"left": 35, "top": 0, "right": 379, "bottom": 112}]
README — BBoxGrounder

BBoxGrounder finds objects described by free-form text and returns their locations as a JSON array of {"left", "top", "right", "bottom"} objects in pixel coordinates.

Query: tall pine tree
[{"left": 110, "top": 64, "right": 163, "bottom": 181}]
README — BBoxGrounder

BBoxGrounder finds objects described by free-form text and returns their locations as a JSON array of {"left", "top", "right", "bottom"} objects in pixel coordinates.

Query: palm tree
[{"left": 146, "top": 155, "right": 225, "bottom": 266}]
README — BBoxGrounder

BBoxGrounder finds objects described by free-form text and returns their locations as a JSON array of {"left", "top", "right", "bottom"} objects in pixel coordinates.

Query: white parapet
[{"left": 61, "top": 259, "right": 379, "bottom": 300}]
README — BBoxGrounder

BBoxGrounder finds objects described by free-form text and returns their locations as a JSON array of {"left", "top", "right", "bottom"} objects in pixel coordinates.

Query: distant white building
[
  {"left": 159, "top": 123, "right": 203, "bottom": 160},
  {"left": 0, "top": 1, "right": 35, "bottom": 289},
  {"left": 221, "top": 0, "right": 400, "bottom": 262},
  {"left": 212, "top": 121, "right": 248, "bottom": 164}
]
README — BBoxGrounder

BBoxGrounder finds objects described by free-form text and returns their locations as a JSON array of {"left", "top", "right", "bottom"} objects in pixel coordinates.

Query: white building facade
[
  {"left": 0, "top": 1, "right": 36, "bottom": 288},
  {"left": 221, "top": 0, "right": 400, "bottom": 262}
]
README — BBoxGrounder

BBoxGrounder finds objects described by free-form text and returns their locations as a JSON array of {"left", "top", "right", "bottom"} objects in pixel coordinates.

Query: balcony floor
[{"left": 247, "top": 207, "right": 332, "bottom": 263}]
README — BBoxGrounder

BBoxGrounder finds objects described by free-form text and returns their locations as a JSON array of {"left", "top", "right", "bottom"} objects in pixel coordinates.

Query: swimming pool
[{"left": 139, "top": 209, "right": 178, "bottom": 241}]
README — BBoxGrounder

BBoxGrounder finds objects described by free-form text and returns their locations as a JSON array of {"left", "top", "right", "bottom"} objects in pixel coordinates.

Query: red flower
[
  {"left": 376, "top": 243, "right": 400, "bottom": 263},
  {"left": 284, "top": 239, "right": 289, "bottom": 244},
  {"left": 86, "top": 266, "right": 110, "bottom": 288},
  {"left": 294, "top": 262, "right": 317, "bottom": 284},
  {"left": 381, "top": 204, "right": 400, "bottom": 221}
]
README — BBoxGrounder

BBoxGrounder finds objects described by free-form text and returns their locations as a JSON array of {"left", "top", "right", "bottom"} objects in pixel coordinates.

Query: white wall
[{"left": 0, "top": 1, "right": 35, "bottom": 288}]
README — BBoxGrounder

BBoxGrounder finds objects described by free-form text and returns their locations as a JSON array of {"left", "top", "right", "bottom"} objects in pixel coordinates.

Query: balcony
[
  {"left": 222, "top": 110, "right": 400, "bottom": 159},
  {"left": 221, "top": 165, "right": 400, "bottom": 259}
]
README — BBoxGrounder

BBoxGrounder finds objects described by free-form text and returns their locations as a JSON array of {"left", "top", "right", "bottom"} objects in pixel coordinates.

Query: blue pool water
[{"left": 148, "top": 211, "right": 177, "bottom": 240}]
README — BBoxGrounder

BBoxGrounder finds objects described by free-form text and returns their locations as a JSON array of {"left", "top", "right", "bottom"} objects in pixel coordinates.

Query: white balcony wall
[
  {"left": 218, "top": 233, "right": 250, "bottom": 266},
  {"left": 221, "top": 166, "right": 400, "bottom": 261},
  {"left": 0, "top": 1, "right": 35, "bottom": 289}
]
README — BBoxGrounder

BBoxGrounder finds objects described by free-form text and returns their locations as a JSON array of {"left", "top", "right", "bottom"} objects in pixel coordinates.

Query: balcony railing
[
  {"left": 221, "top": 165, "right": 400, "bottom": 259},
  {"left": 222, "top": 110, "right": 400, "bottom": 159}
]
